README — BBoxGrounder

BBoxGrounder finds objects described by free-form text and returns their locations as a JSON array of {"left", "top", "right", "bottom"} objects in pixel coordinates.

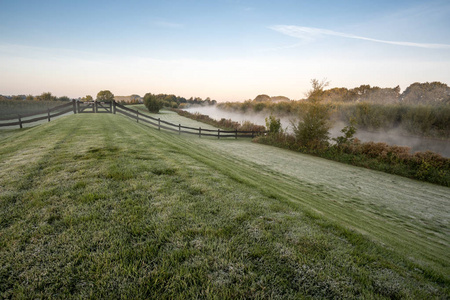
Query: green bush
[
  {"left": 144, "top": 93, "right": 163, "bottom": 113},
  {"left": 265, "top": 114, "right": 282, "bottom": 135},
  {"left": 293, "top": 103, "right": 331, "bottom": 150}
]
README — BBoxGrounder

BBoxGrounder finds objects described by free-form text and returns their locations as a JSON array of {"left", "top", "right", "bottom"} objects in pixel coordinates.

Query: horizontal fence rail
[
  {"left": 0, "top": 101, "right": 76, "bottom": 128},
  {"left": 114, "top": 102, "right": 266, "bottom": 139}
]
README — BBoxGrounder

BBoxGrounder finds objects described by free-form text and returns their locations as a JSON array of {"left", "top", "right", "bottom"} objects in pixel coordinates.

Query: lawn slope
[{"left": 0, "top": 114, "right": 448, "bottom": 298}]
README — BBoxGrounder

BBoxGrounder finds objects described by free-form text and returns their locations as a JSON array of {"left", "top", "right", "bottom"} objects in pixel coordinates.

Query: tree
[
  {"left": 144, "top": 93, "right": 163, "bottom": 113},
  {"left": 306, "top": 78, "right": 329, "bottom": 102},
  {"left": 82, "top": 95, "right": 93, "bottom": 102},
  {"left": 401, "top": 82, "right": 450, "bottom": 104},
  {"left": 96, "top": 90, "right": 114, "bottom": 102},
  {"left": 11, "top": 95, "right": 25, "bottom": 101},
  {"left": 294, "top": 79, "right": 331, "bottom": 150},
  {"left": 37, "top": 92, "right": 57, "bottom": 101},
  {"left": 58, "top": 96, "right": 70, "bottom": 102},
  {"left": 254, "top": 94, "right": 271, "bottom": 102}
]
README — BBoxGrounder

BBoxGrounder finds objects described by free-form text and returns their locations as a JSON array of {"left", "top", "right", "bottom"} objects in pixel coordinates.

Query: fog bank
[{"left": 184, "top": 106, "right": 450, "bottom": 157}]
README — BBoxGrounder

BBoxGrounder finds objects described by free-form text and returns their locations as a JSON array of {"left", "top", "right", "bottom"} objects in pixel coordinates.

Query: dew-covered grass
[{"left": 0, "top": 113, "right": 448, "bottom": 298}]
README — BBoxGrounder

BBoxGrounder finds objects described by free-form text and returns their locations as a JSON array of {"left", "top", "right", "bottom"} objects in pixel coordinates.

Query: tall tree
[{"left": 294, "top": 79, "right": 331, "bottom": 150}]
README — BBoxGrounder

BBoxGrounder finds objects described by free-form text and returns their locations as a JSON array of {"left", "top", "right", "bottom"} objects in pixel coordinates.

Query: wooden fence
[
  {"left": 114, "top": 102, "right": 265, "bottom": 139},
  {"left": 0, "top": 101, "right": 76, "bottom": 128},
  {"left": 0, "top": 100, "right": 266, "bottom": 138},
  {"left": 77, "top": 101, "right": 113, "bottom": 113}
]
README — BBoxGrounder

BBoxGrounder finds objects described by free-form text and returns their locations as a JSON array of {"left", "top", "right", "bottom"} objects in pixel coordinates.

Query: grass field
[{"left": 0, "top": 113, "right": 449, "bottom": 298}]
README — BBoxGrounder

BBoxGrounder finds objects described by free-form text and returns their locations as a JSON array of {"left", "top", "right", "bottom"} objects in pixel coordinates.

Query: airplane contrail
[{"left": 270, "top": 25, "right": 450, "bottom": 49}]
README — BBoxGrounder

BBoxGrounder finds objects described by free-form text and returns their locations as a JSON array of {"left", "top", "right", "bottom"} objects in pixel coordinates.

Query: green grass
[{"left": 0, "top": 113, "right": 449, "bottom": 298}]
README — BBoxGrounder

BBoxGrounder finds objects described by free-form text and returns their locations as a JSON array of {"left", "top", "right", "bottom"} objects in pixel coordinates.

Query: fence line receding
[
  {"left": 114, "top": 102, "right": 265, "bottom": 139},
  {"left": 0, "top": 100, "right": 266, "bottom": 139}
]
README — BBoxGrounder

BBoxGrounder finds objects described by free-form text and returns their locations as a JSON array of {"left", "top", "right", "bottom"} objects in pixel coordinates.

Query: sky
[{"left": 1, "top": 0, "right": 449, "bottom": 101}]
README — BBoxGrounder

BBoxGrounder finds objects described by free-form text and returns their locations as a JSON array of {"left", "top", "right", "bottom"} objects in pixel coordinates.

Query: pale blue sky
[{"left": 1, "top": 0, "right": 449, "bottom": 101}]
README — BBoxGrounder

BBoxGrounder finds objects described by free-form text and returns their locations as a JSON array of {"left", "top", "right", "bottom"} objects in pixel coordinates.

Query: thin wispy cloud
[{"left": 270, "top": 25, "right": 450, "bottom": 49}]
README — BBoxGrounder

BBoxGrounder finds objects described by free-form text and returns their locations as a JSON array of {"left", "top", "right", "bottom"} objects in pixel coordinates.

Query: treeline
[
  {"left": 232, "top": 81, "right": 450, "bottom": 105},
  {"left": 150, "top": 94, "right": 217, "bottom": 108},
  {"left": 125, "top": 93, "right": 217, "bottom": 108},
  {"left": 116, "top": 94, "right": 218, "bottom": 107},
  {"left": 218, "top": 82, "right": 450, "bottom": 138},
  {"left": 1, "top": 91, "right": 218, "bottom": 109},
  {"left": 143, "top": 93, "right": 217, "bottom": 113},
  {"left": 322, "top": 81, "right": 449, "bottom": 104},
  {"left": 0, "top": 92, "right": 71, "bottom": 102}
]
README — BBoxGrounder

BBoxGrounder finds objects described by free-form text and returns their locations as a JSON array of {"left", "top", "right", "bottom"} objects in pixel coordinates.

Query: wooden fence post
[
  {"left": 18, "top": 115, "right": 22, "bottom": 129},
  {"left": 72, "top": 100, "right": 77, "bottom": 114},
  {"left": 235, "top": 129, "right": 237, "bottom": 139},
  {"left": 158, "top": 118, "right": 161, "bottom": 130},
  {"left": 136, "top": 110, "right": 139, "bottom": 123},
  {"left": 218, "top": 129, "right": 220, "bottom": 139},
  {"left": 94, "top": 101, "right": 97, "bottom": 113},
  {"left": 179, "top": 124, "right": 181, "bottom": 135},
  {"left": 47, "top": 109, "right": 51, "bottom": 122},
  {"left": 199, "top": 127, "right": 201, "bottom": 138},
  {"left": 113, "top": 101, "right": 116, "bottom": 114}
]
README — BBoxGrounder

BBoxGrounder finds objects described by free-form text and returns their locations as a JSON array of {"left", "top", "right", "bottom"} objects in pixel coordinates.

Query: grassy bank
[
  {"left": 171, "top": 108, "right": 449, "bottom": 186},
  {"left": 0, "top": 114, "right": 448, "bottom": 298},
  {"left": 254, "top": 133, "right": 450, "bottom": 187}
]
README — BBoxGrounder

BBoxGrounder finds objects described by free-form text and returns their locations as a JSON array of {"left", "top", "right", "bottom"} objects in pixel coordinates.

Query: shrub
[
  {"left": 144, "top": 93, "right": 163, "bottom": 113},
  {"left": 333, "top": 123, "right": 357, "bottom": 147},
  {"left": 293, "top": 103, "right": 331, "bottom": 149},
  {"left": 265, "top": 114, "right": 282, "bottom": 135}
]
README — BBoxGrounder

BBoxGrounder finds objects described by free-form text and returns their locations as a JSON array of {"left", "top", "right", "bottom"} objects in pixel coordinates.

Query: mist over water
[{"left": 184, "top": 105, "right": 450, "bottom": 157}]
